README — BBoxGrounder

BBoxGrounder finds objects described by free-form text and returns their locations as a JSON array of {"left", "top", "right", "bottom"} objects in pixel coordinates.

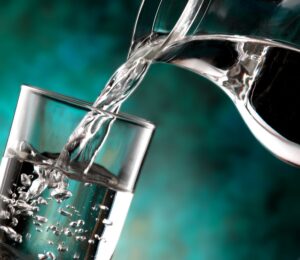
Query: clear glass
[{"left": 0, "top": 85, "right": 155, "bottom": 259}]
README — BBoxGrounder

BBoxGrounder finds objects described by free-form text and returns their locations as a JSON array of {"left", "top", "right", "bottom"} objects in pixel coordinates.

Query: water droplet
[
  {"left": 102, "top": 218, "right": 113, "bottom": 226},
  {"left": 58, "top": 208, "right": 72, "bottom": 217},
  {"left": 26, "top": 233, "right": 31, "bottom": 240},
  {"left": 73, "top": 253, "right": 80, "bottom": 259},
  {"left": 21, "top": 173, "right": 32, "bottom": 187},
  {"left": 48, "top": 240, "right": 54, "bottom": 245}
]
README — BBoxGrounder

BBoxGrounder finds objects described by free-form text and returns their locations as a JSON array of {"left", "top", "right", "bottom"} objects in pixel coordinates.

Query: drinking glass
[{"left": 0, "top": 85, "right": 155, "bottom": 259}]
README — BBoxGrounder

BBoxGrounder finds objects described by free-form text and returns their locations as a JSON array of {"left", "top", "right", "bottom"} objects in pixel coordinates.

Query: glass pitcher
[{"left": 128, "top": 0, "right": 300, "bottom": 166}]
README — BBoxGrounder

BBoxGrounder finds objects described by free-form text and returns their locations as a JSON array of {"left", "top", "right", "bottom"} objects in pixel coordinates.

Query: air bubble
[
  {"left": 99, "top": 204, "right": 109, "bottom": 211},
  {"left": 35, "top": 228, "right": 42, "bottom": 232},
  {"left": 51, "top": 188, "right": 72, "bottom": 203},
  {"left": 34, "top": 215, "right": 48, "bottom": 223},
  {"left": 77, "top": 220, "right": 85, "bottom": 226},
  {"left": 11, "top": 217, "right": 18, "bottom": 226},
  {"left": 37, "top": 197, "right": 48, "bottom": 205},
  {"left": 102, "top": 218, "right": 113, "bottom": 226},
  {"left": 75, "top": 236, "right": 87, "bottom": 242},
  {"left": 21, "top": 173, "right": 32, "bottom": 187},
  {"left": 0, "top": 210, "right": 11, "bottom": 220},
  {"left": 33, "top": 221, "right": 42, "bottom": 227},
  {"left": 46, "top": 251, "right": 56, "bottom": 260},
  {"left": 0, "top": 225, "right": 22, "bottom": 243},
  {"left": 57, "top": 243, "right": 68, "bottom": 252},
  {"left": 88, "top": 239, "right": 95, "bottom": 244},
  {"left": 58, "top": 208, "right": 73, "bottom": 217},
  {"left": 38, "top": 254, "right": 47, "bottom": 260},
  {"left": 64, "top": 228, "right": 73, "bottom": 237},
  {"left": 69, "top": 221, "right": 77, "bottom": 228}
]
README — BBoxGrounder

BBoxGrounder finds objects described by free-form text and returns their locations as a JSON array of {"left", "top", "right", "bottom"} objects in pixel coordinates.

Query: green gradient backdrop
[{"left": 1, "top": 1, "right": 300, "bottom": 259}]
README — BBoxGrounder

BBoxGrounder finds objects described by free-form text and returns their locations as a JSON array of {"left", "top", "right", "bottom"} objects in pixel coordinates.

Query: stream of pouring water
[
  {"left": 56, "top": 53, "right": 152, "bottom": 175},
  {"left": 56, "top": 0, "right": 203, "bottom": 174}
]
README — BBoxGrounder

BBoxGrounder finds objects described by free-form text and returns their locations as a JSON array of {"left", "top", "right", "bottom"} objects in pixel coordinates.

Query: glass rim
[{"left": 21, "top": 85, "right": 155, "bottom": 130}]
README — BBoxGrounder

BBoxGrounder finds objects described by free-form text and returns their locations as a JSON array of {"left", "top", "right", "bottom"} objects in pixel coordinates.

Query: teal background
[{"left": 1, "top": 1, "right": 300, "bottom": 259}]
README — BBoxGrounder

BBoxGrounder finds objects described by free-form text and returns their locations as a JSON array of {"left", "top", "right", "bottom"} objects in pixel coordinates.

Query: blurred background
[{"left": 1, "top": 1, "right": 300, "bottom": 259}]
